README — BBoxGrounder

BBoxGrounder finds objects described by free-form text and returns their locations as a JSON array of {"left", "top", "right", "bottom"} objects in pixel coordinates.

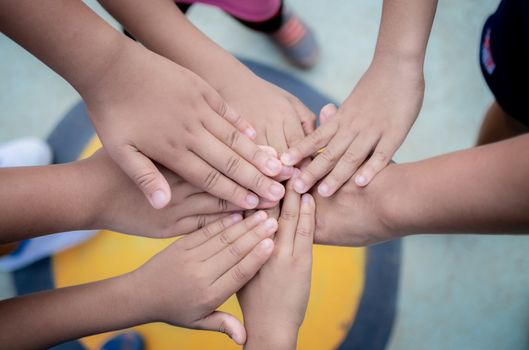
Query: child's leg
[{"left": 477, "top": 101, "right": 528, "bottom": 146}]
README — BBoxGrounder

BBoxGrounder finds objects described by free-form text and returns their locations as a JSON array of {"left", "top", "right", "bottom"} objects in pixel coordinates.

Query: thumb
[
  {"left": 194, "top": 311, "right": 247, "bottom": 345},
  {"left": 319, "top": 103, "right": 338, "bottom": 125},
  {"left": 112, "top": 144, "right": 171, "bottom": 209}
]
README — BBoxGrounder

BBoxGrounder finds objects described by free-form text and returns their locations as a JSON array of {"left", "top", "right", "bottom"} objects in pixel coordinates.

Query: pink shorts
[{"left": 176, "top": 0, "right": 281, "bottom": 22}]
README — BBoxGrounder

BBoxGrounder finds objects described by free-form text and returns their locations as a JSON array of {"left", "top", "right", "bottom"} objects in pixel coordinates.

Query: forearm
[
  {"left": 244, "top": 326, "right": 298, "bottom": 350},
  {"left": 384, "top": 134, "right": 529, "bottom": 235},
  {"left": 0, "top": 161, "right": 100, "bottom": 243},
  {"left": 0, "top": 274, "right": 146, "bottom": 349},
  {"left": 0, "top": 0, "right": 134, "bottom": 99},
  {"left": 373, "top": 0, "right": 437, "bottom": 67},
  {"left": 98, "top": 0, "right": 253, "bottom": 89}
]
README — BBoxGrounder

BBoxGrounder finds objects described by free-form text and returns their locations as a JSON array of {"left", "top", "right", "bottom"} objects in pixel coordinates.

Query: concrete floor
[{"left": 2, "top": 0, "right": 529, "bottom": 349}]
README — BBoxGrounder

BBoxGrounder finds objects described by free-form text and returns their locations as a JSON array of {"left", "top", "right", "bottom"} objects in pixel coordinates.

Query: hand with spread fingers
[
  {"left": 238, "top": 181, "right": 316, "bottom": 350},
  {"left": 281, "top": 60, "right": 424, "bottom": 197},
  {"left": 0, "top": 213, "right": 278, "bottom": 348}
]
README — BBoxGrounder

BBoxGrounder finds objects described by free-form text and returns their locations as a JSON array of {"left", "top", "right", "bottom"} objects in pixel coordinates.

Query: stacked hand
[{"left": 281, "top": 61, "right": 424, "bottom": 196}]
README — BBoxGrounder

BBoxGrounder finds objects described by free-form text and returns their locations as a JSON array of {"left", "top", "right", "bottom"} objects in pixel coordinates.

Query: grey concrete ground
[{"left": 2, "top": 0, "right": 529, "bottom": 349}]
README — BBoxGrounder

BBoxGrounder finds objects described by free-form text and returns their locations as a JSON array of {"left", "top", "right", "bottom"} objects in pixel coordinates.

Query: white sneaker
[{"left": 0, "top": 137, "right": 52, "bottom": 167}]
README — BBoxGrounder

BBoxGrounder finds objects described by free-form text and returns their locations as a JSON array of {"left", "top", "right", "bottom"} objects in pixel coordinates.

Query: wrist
[
  {"left": 244, "top": 322, "right": 299, "bottom": 350},
  {"left": 376, "top": 163, "right": 414, "bottom": 240}
]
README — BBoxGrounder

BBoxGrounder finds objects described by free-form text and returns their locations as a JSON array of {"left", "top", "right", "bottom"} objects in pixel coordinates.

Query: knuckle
[
  {"left": 225, "top": 155, "right": 241, "bottom": 176},
  {"left": 224, "top": 129, "right": 241, "bottom": 149},
  {"left": 218, "top": 231, "right": 231, "bottom": 246},
  {"left": 228, "top": 243, "right": 243, "bottom": 259},
  {"left": 199, "top": 219, "right": 212, "bottom": 238},
  {"left": 342, "top": 149, "right": 363, "bottom": 165},
  {"left": 280, "top": 208, "right": 298, "bottom": 221},
  {"left": 319, "top": 148, "right": 336, "bottom": 163},
  {"left": 373, "top": 150, "right": 389, "bottom": 164},
  {"left": 218, "top": 198, "right": 229, "bottom": 211},
  {"left": 308, "top": 128, "right": 324, "bottom": 146},
  {"left": 218, "top": 100, "right": 228, "bottom": 118},
  {"left": 252, "top": 172, "right": 266, "bottom": 190},
  {"left": 203, "top": 170, "right": 221, "bottom": 190},
  {"left": 230, "top": 265, "right": 248, "bottom": 283},
  {"left": 133, "top": 170, "right": 158, "bottom": 190},
  {"left": 296, "top": 225, "right": 313, "bottom": 238}
]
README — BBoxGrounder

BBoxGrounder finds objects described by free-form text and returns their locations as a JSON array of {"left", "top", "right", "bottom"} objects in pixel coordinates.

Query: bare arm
[
  {"left": 387, "top": 133, "right": 529, "bottom": 235},
  {"left": 98, "top": 0, "right": 317, "bottom": 156},
  {"left": 314, "top": 133, "right": 529, "bottom": 247}
]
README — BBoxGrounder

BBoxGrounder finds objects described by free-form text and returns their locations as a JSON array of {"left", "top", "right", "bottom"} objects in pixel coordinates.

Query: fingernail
[
  {"left": 259, "top": 238, "right": 274, "bottom": 252},
  {"left": 293, "top": 168, "right": 301, "bottom": 178},
  {"left": 355, "top": 175, "right": 367, "bottom": 186},
  {"left": 149, "top": 190, "right": 168, "bottom": 209},
  {"left": 269, "top": 183, "right": 285, "bottom": 197},
  {"left": 280, "top": 166, "right": 294, "bottom": 177},
  {"left": 294, "top": 178, "right": 306, "bottom": 193},
  {"left": 264, "top": 218, "right": 277, "bottom": 229},
  {"left": 254, "top": 210, "right": 267, "bottom": 221},
  {"left": 318, "top": 183, "right": 330, "bottom": 197},
  {"left": 245, "top": 194, "right": 259, "bottom": 207},
  {"left": 280, "top": 152, "right": 294, "bottom": 166},
  {"left": 244, "top": 128, "right": 256, "bottom": 139},
  {"left": 230, "top": 213, "right": 243, "bottom": 223},
  {"left": 302, "top": 193, "right": 312, "bottom": 204},
  {"left": 266, "top": 158, "right": 281, "bottom": 173}
]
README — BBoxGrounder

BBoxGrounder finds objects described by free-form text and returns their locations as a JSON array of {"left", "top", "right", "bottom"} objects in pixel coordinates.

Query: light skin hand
[
  {"left": 0, "top": 0, "right": 285, "bottom": 211},
  {"left": 282, "top": 60, "right": 424, "bottom": 197},
  {"left": 238, "top": 182, "right": 316, "bottom": 350},
  {"left": 0, "top": 213, "right": 276, "bottom": 348},
  {"left": 85, "top": 45, "right": 285, "bottom": 210},
  {"left": 281, "top": 0, "right": 437, "bottom": 195},
  {"left": 96, "top": 0, "right": 315, "bottom": 181},
  {"left": 133, "top": 211, "right": 278, "bottom": 345},
  {"left": 83, "top": 149, "right": 279, "bottom": 238},
  {"left": 218, "top": 75, "right": 317, "bottom": 181}
]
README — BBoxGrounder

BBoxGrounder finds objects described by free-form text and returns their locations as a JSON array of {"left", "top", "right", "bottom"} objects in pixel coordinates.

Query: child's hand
[
  {"left": 83, "top": 149, "right": 279, "bottom": 238},
  {"left": 128, "top": 211, "right": 277, "bottom": 344},
  {"left": 281, "top": 60, "right": 424, "bottom": 196},
  {"left": 83, "top": 45, "right": 285, "bottom": 211},
  {"left": 218, "top": 75, "right": 316, "bottom": 180},
  {"left": 238, "top": 182, "right": 316, "bottom": 349}
]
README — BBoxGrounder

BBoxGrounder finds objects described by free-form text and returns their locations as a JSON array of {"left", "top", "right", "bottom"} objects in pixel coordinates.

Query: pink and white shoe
[{"left": 270, "top": 9, "right": 320, "bottom": 69}]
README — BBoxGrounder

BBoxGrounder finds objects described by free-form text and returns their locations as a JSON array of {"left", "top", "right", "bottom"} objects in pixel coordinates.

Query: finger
[
  {"left": 319, "top": 103, "right": 338, "bottom": 125},
  {"left": 176, "top": 152, "right": 260, "bottom": 209},
  {"left": 293, "top": 194, "right": 315, "bottom": 257},
  {"left": 290, "top": 97, "right": 317, "bottom": 135},
  {"left": 293, "top": 129, "right": 352, "bottom": 193},
  {"left": 212, "top": 238, "right": 274, "bottom": 300},
  {"left": 179, "top": 213, "right": 243, "bottom": 249},
  {"left": 209, "top": 217, "right": 277, "bottom": 278},
  {"left": 258, "top": 145, "right": 278, "bottom": 158},
  {"left": 171, "top": 213, "right": 231, "bottom": 237},
  {"left": 353, "top": 137, "right": 399, "bottom": 187},
  {"left": 318, "top": 133, "right": 380, "bottom": 196},
  {"left": 203, "top": 89, "right": 257, "bottom": 140},
  {"left": 193, "top": 131, "right": 285, "bottom": 201},
  {"left": 202, "top": 112, "right": 283, "bottom": 177},
  {"left": 266, "top": 122, "right": 289, "bottom": 155},
  {"left": 259, "top": 145, "right": 294, "bottom": 181},
  {"left": 280, "top": 121, "right": 338, "bottom": 166},
  {"left": 195, "top": 211, "right": 268, "bottom": 259},
  {"left": 276, "top": 180, "right": 301, "bottom": 254},
  {"left": 193, "top": 311, "right": 246, "bottom": 345},
  {"left": 111, "top": 144, "right": 171, "bottom": 209},
  {"left": 284, "top": 112, "right": 306, "bottom": 148},
  {"left": 256, "top": 197, "right": 280, "bottom": 209},
  {"left": 175, "top": 192, "right": 243, "bottom": 218}
]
